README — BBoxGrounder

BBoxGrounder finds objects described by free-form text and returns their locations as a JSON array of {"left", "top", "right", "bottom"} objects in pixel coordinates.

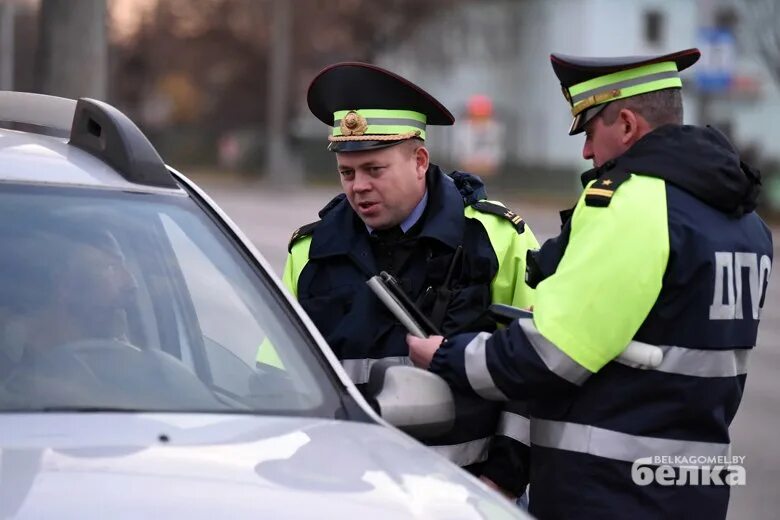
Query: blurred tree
[
  {"left": 112, "top": 0, "right": 270, "bottom": 131},
  {"left": 0, "top": 3, "right": 14, "bottom": 90},
  {"left": 266, "top": 0, "right": 294, "bottom": 185},
  {"left": 12, "top": 4, "right": 40, "bottom": 93},
  {"left": 738, "top": 0, "right": 780, "bottom": 86},
  {"left": 111, "top": 0, "right": 463, "bottom": 169},
  {"left": 36, "top": 0, "right": 108, "bottom": 99}
]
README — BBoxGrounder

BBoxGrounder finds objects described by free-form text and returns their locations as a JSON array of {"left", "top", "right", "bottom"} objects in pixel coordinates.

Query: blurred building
[{"left": 371, "top": 0, "right": 778, "bottom": 178}]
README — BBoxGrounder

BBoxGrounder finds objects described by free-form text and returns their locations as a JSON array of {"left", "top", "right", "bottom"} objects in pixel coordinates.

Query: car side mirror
[{"left": 365, "top": 360, "right": 455, "bottom": 439}]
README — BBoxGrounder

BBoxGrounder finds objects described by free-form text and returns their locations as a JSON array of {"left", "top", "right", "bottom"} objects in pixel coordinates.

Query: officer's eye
[{"left": 338, "top": 169, "right": 353, "bottom": 178}]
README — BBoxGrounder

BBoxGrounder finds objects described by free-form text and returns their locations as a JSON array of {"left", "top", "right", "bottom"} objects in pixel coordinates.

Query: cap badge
[
  {"left": 340, "top": 110, "right": 368, "bottom": 136},
  {"left": 561, "top": 86, "right": 573, "bottom": 105}
]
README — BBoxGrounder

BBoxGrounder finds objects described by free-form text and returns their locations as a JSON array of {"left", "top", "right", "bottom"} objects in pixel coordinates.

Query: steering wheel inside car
[{"left": 0, "top": 338, "right": 226, "bottom": 410}]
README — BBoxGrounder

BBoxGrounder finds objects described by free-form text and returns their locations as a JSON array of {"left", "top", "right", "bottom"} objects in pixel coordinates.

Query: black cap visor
[{"left": 570, "top": 104, "right": 608, "bottom": 135}]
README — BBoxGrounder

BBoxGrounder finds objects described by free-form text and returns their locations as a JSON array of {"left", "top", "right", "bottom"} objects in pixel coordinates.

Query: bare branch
[{"left": 738, "top": 0, "right": 780, "bottom": 86}]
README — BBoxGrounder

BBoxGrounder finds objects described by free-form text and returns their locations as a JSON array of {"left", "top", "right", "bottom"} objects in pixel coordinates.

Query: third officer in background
[
  {"left": 281, "top": 62, "right": 539, "bottom": 498},
  {"left": 409, "top": 48, "right": 773, "bottom": 518}
]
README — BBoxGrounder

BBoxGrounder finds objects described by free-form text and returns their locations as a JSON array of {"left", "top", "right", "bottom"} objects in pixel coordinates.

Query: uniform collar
[
  {"left": 415, "top": 164, "right": 464, "bottom": 249},
  {"left": 309, "top": 164, "right": 464, "bottom": 261}
]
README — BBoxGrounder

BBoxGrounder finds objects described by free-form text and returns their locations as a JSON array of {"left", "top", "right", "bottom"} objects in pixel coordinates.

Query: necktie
[
  {"left": 370, "top": 226, "right": 404, "bottom": 273},
  {"left": 371, "top": 225, "right": 404, "bottom": 244}
]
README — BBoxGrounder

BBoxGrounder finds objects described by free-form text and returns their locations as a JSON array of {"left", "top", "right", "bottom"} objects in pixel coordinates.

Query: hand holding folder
[{"left": 367, "top": 279, "right": 663, "bottom": 370}]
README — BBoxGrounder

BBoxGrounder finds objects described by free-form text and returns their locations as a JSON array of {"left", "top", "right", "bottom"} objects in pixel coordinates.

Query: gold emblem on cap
[
  {"left": 572, "top": 89, "right": 622, "bottom": 116},
  {"left": 562, "top": 86, "right": 573, "bottom": 106},
  {"left": 340, "top": 110, "right": 368, "bottom": 136}
]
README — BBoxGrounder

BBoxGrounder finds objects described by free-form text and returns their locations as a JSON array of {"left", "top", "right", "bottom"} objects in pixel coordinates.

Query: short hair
[
  {"left": 600, "top": 88, "right": 683, "bottom": 129},
  {"left": 400, "top": 137, "right": 425, "bottom": 156}
]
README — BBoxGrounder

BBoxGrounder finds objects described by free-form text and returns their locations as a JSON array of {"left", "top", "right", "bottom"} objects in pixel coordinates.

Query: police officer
[
  {"left": 284, "top": 62, "right": 540, "bottom": 497},
  {"left": 408, "top": 48, "right": 773, "bottom": 518}
]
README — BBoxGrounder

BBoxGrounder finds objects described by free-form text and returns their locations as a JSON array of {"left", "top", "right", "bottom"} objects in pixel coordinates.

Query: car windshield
[{"left": 0, "top": 183, "right": 346, "bottom": 417}]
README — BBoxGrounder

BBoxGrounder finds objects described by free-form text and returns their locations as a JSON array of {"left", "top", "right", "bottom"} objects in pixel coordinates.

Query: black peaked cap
[
  {"left": 307, "top": 62, "right": 454, "bottom": 126},
  {"left": 550, "top": 48, "right": 701, "bottom": 88}
]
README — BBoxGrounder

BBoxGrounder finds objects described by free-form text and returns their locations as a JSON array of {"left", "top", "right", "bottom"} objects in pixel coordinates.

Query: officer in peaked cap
[
  {"left": 270, "top": 62, "right": 541, "bottom": 499},
  {"left": 408, "top": 49, "right": 772, "bottom": 518},
  {"left": 307, "top": 61, "right": 455, "bottom": 152},
  {"left": 553, "top": 48, "right": 700, "bottom": 135}
]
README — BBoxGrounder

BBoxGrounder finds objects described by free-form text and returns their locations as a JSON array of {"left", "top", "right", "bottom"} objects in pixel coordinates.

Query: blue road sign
[{"left": 695, "top": 27, "right": 735, "bottom": 93}]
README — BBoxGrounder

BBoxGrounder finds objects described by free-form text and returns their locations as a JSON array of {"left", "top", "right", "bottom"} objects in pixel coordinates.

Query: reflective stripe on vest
[
  {"left": 429, "top": 436, "right": 491, "bottom": 467},
  {"left": 519, "top": 318, "right": 592, "bottom": 385},
  {"left": 531, "top": 419, "right": 730, "bottom": 463},
  {"left": 648, "top": 344, "right": 750, "bottom": 377},
  {"left": 465, "top": 319, "right": 749, "bottom": 400},
  {"left": 464, "top": 332, "right": 509, "bottom": 400},
  {"left": 497, "top": 411, "right": 530, "bottom": 446},
  {"left": 340, "top": 356, "right": 413, "bottom": 385}
]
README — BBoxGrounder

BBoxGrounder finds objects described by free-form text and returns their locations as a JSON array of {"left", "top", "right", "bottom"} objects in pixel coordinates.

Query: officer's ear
[
  {"left": 414, "top": 145, "right": 429, "bottom": 179},
  {"left": 617, "top": 108, "right": 651, "bottom": 146}
]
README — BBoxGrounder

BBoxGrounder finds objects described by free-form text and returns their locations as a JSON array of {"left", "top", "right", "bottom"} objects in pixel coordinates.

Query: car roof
[
  {"left": 0, "top": 92, "right": 184, "bottom": 194},
  {"left": 0, "top": 128, "right": 182, "bottom": 194}
]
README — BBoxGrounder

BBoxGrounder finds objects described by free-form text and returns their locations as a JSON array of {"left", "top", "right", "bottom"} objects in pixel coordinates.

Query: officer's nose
[
  {"left": 582, "top": 140, "right": 594, "bottom": 162},
  {"left": 352, "top": 172, "right": 371, "bottom": 193}
]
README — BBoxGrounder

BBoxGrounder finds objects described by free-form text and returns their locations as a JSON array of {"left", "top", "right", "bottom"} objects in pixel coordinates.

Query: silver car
[{"left": 0, "top": 92, "right": 529, "bottom": 519}]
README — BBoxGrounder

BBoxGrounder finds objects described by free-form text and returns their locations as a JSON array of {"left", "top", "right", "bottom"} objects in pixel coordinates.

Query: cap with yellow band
[
  {"left": 307, "top": 62, "right": 453, "bottom": 152},
  {"left": 550, "top": 48, "right": 701, "bottom": 135},
  {"left": 331, "top": 109, "right": 428, "bottom": 141}
]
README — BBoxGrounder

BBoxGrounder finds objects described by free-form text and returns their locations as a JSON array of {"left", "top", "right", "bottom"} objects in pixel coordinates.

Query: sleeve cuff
[{"left": 429, "top": 332, "right": 479, "bottom": 396}]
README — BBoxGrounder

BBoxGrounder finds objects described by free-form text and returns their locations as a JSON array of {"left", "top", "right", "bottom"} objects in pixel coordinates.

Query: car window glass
[
  {"left": 0, "top": 185, "right": 343, "bottom": 418},
  {"left": 161, "top": 214, "right": 265, "bottom": 370}
]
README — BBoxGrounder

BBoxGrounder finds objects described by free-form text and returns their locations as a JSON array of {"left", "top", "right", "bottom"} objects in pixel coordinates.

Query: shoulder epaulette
[
  {"left": 288, "top": 221, "right": 319, "bottom": 252},
  {"left": 471, "top": 201, "right": 525, "bottom": 233},
  {"left": 584, "top": 167, "right": 632, "bottom": 207}
]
